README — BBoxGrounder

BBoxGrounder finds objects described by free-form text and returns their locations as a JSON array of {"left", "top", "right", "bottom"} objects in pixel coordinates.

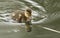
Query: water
[{"left": 0, "top": 0, "right": 60, "bottom": 38}]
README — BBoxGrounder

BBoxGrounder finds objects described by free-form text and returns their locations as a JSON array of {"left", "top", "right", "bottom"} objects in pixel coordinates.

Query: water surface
[{"left": 0, "top": 0, "right": 60, "bottom": 38}]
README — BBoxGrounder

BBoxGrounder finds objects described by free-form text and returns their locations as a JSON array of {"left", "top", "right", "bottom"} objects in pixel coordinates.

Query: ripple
[{"left": 24, "top": 0, "right": 46, "bottom": 12}]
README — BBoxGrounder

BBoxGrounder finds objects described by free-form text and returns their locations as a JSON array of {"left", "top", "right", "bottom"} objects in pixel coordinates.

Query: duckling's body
[
  {"left": 11, "top": 10, "right": 27, "bottom": 23},
  {"left": 11, "top": 8, "right": 32, "bottom": 32}
]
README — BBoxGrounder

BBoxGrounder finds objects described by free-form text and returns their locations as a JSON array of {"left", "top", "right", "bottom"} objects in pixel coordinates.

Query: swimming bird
[{"left": 11, "top": 7, "right": 32, "bottom": 32}]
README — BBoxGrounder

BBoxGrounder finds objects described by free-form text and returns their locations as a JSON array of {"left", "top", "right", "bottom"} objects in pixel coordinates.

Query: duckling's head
[{"left": 25, "top": 7, "right": 32, "bottom": 17}]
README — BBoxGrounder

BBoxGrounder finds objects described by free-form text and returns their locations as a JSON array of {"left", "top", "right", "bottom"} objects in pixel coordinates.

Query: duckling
[{"left": 11, "top": 7, "right": 32, "bottom": 32}]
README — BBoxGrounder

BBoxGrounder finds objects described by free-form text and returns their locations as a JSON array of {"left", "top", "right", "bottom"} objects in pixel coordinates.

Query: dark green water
[{"left": 0, "top": 0, "right": 60, "bottom": 38}]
